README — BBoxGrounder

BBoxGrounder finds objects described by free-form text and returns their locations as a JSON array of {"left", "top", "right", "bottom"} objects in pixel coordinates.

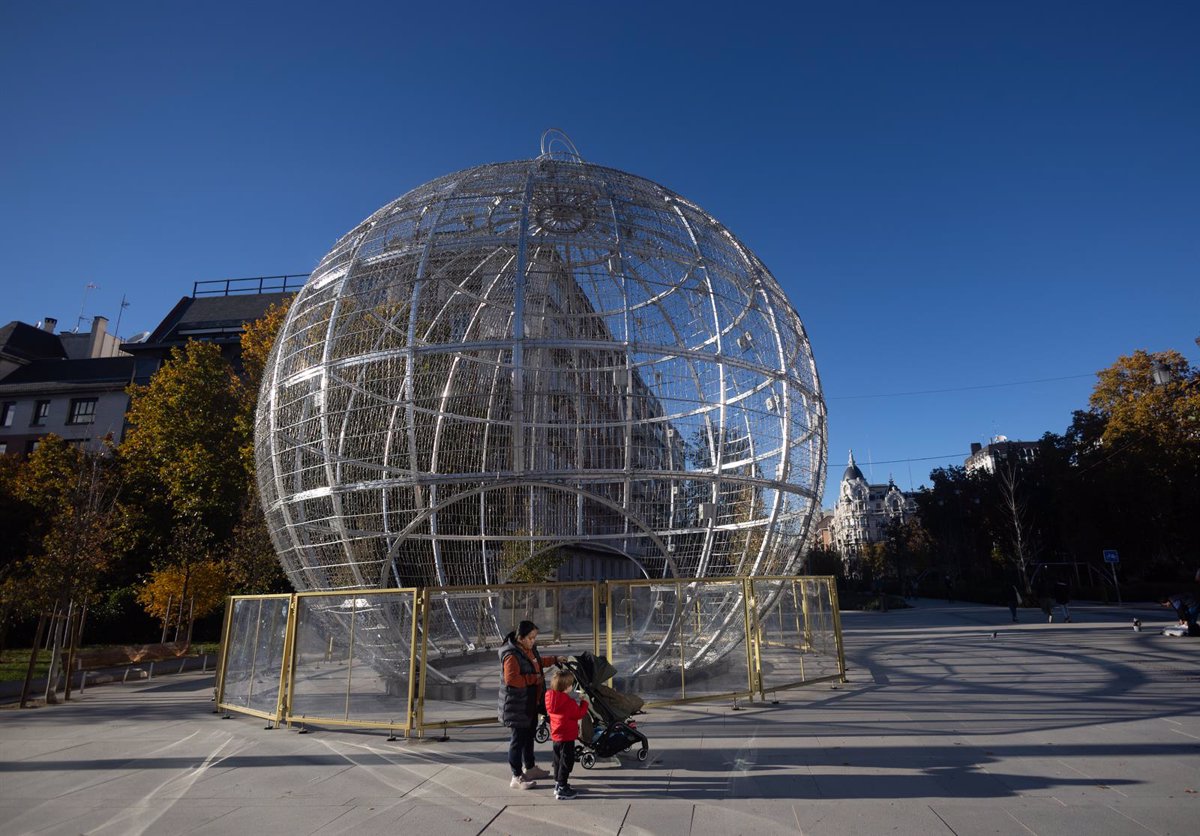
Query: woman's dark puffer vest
[{"left": 497, "top": 632, "right": 543, "bottom": 728}]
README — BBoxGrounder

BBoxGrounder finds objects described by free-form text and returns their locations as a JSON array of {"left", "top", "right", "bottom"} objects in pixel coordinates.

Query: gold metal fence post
[
  {"left": 827, "top": 577, "right": 848, "bottom": 682},
  {"left": 215, "top": 596, "right": 235, "bottom": 706},
  {"left": 344, "top": 598, "right": 357, "bottom": 721},
  {"left": 262, "top": 598, "right": 284, "bottom": 720},
  {"left": 592, "top": 582, "right": 601, "bottom": 657},
  {"left": 742, "top": 578, "right": 759, "bottom": 700},
  {"left": 798, "top": 579, "right": 811, "bottom": 660},
  {"left": 406, "top": 591, "right": 420, "bottom": 735},
  {"left": 417, "top": 589, "right": 432, "bottom": 736},
  {"left": 677, "top": 582, "right": 686, "bottom": 700},
  {"left": 276, "top": 595, "right": 298, "bottom": 727},
  {"left": 605, "top": 582, "right": 614, "bottom": 664}
]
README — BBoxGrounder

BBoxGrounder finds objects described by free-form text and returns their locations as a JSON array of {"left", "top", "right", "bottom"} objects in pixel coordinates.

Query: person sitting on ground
[
  {"left": 1161, "top": 593, "right": 1200, "bottom": 637},
  {"left": 545, "top": 667, "right": 590, "bottom": 801}
]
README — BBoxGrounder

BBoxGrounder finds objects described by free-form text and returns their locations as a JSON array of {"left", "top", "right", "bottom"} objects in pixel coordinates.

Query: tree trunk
[
  {"left": 161, "top": 594, "right": 173, "bottom": 644},
  {"left": 0, "top": 599, "right": 13, "bottom": 657},
  {"left": 174, "top": 570, "right": 191, "bottom": 644},
  {"left": 63, "top": 603, "right": 83, "bottom": 701},
  {"left": 19, "top": 612, "right": 48, "bottom": 709},
  {"left": 43, "top": 600, "right": 71, "bottom": 704},
  {"left": 185, "top": 596, "right": 195, "bottom": 650}
]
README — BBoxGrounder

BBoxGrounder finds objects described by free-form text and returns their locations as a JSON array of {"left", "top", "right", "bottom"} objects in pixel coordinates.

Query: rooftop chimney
[
  {"left": 970, "top": 442, "right": 982, "bottom": 455},
  {"left": 89, "top": 316, "right": 109, "bottom": 358},
  {"left": 43, "top": 317, "right": 58, "bottom": 333}
]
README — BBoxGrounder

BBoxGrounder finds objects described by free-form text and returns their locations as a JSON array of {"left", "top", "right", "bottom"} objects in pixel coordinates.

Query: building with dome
[{"left": 832, "top": 450, "right": 917, "bottom": 572}]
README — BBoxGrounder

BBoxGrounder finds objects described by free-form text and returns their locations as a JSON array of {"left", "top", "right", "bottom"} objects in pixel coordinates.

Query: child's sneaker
[
  {"left": 510, "top": 774, "right": 536, "bottom": 790},
  {"left": 554, "top": 784, "right": 578, "bottom": 800}
]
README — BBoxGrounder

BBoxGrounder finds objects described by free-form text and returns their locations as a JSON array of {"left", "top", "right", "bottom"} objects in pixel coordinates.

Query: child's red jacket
[{"left": 544, "top": 690, "right": 589, "bottom": 742}]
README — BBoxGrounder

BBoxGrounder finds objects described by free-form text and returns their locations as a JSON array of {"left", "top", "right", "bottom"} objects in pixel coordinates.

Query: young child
[{"left": 544, "top": 668, "right": 589, "bottom": 800}]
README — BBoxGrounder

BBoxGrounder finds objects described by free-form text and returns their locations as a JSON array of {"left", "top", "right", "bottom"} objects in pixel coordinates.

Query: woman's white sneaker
[{"left": 510, "top": 775, "right": 537, "bottom": 790}]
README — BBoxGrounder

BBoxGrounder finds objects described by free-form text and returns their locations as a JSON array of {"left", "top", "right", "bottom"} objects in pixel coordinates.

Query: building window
[
  {"left": 26, "top": 439, "right": 40, "bottom": 454},
  {"left": 31, "top": 400, "right": 50, "bottom": 427},
  {"left": 0, "top": 442, "right": 6, "bottom": 455},
  {"left": 0, "top": 402, "right": 13, "bottom": 427},
  {"left": 68, "top": 398, "right": 98, "bottom": 425}
]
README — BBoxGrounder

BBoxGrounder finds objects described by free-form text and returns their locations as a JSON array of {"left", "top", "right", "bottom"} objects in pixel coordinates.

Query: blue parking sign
[{"left": 1103, "top": 549, "right": 1119, "bottom": 563}]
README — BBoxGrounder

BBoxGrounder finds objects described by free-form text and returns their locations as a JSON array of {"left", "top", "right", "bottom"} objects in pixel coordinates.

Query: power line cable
[
  {"left": 827, "top": 373, "right": 1094, "bottom": 401},
  {"left": 828, "top": 453, "right": 968, "bottom": 467}
]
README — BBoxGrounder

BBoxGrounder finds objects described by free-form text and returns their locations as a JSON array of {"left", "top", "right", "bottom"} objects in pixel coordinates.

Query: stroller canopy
[{"left": 571, "top": 651, "right": 643, "bottom": 723}]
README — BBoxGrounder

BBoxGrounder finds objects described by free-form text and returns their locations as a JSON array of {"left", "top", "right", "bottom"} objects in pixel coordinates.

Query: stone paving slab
[{"left": 2, "top": 599, "right": 1198, "bottom": 835}]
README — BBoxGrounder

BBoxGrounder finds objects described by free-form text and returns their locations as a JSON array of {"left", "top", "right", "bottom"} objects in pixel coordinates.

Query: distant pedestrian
[
  {"left": 1053, "top": 580, "right": 1071, "bottom": 623},
  {"left": 545, "top": 668, "right": 589, "bottom": 800},
  {"left": 1007, "top": 585, "right": 1021, "bottom": 623}
]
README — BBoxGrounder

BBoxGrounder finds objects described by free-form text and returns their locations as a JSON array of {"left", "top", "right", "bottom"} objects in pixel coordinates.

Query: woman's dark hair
[{"left": 516, "top": 620, "right": 539, "bottom": 639}]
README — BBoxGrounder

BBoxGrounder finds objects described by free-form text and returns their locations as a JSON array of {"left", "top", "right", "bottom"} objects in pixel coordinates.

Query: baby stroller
[{"left": 535, "top": 651, "right": 649, "bottom": 768}]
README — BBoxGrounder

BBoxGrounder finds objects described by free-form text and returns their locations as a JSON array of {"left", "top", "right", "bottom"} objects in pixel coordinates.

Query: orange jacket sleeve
[{"left": 503, "top": 654, "right": 541, "bottom": 688}]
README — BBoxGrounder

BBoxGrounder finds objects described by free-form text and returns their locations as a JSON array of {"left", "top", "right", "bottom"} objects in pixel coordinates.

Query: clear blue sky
[{"left": 3, "top": 1, "right": 1197, "bottom": 504}]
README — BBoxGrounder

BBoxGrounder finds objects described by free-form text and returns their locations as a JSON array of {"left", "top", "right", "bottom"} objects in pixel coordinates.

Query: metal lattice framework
[{"left": 256, "top": 133, "right": 827, "bottom": 597}]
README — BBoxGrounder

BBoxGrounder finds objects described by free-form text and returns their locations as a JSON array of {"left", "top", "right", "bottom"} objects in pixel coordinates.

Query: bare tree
[{"left": 994, "top": 460, "right": 1039, "bottom": 595}]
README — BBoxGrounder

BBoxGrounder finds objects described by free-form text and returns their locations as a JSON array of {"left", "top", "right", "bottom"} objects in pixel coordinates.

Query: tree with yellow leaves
[{"left": 10, "top": 435, "right": 126, "bottom": 703}]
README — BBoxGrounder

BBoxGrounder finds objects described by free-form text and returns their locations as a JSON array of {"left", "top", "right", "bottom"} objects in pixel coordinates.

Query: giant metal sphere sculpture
[{"left": 256, "top": 135, "right": 826, "bottom": 598}]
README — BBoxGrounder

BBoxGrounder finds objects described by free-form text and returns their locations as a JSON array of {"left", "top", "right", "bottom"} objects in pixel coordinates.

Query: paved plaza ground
[{"left": 1, "top": 597, "right": 1197, "bottom": 835}]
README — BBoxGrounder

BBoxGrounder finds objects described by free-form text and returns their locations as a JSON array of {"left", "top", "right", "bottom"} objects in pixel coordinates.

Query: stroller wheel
[
  {"left": 580, "top": 752, "right": 596, "bottom": 770},
  {"left": 637, "top": 746, "right": 649, "bottom": 762},
  {"left": 534, "top": 722, "right": 549, "bottom": 744},
  {"left": 575, "top": 744, "right": 585, "bottom": 759}
]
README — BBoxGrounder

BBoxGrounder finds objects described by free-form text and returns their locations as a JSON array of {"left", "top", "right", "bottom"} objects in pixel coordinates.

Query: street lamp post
[{"left": 1151, "top": 360, "right": 1172, "bottom": 387}]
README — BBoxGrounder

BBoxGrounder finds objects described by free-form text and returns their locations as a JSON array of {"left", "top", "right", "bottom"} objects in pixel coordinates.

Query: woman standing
[{"left": 498, "top": 620, "right": 562, "bottom": 789}]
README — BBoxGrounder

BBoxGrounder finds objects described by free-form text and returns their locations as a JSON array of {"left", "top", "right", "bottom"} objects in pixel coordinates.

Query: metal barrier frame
[
  {"left": 217, "top": 576, "right": 845, "bottom": 735},
  {"left": 747, "top": 576, "right": 847, "bottom": 698},
  {"left": 415, "top": 581, "right": 601, "bottom": 732},
  {"left": 282, "top": 588, "right": 420, "bottom": 734},
  {"left": 215, "top": 593, "right": 294, "bottom": 724},
  {"left": 605, "top": 576, "right": 758, "bottom": 707}
]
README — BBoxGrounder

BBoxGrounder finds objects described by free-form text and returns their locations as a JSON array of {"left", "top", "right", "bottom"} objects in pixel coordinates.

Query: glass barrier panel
[
  {"left": 419, "top": 584, "right": 596, "bottom": 728},
  {"left": 421, "top": 589, "right": 513, "bottom": 726},
  {"left": 219, "top": 598, "right": 258, "bottom": 708},
  {"left": 608, "top": 581, "right": 684, "bottom": 704},
  {"left": 679, "top": 579, "right": 752, "bottom": 700},
  {"left": 345, "top": 591, "right": 417, "bottom": 726},
  {"left": 800, "top": 578, "right": 842, "bottom": 681},
  {"left": 289, "top": 594, "right": 356, "bottom": 721},
  {"left": 752, "top": 577, "right": 842, "bottom": 694},
  {"left": 752, "top": 578, "right": 807, "bottom": 691},
  {"left": 220, "top": 596, "right": 290, "bottom": 716}
]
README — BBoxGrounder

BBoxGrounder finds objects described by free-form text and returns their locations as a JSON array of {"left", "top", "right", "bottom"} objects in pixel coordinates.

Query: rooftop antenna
[
  {"left": 75, "top": 282, "right": 99, "bottom": 332},
  {"left": 113, "top": 294, "right": 130, "bottom": 339}
]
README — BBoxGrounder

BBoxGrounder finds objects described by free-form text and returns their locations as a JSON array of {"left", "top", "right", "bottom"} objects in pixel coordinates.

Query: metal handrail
[{"left": 192, "top": 275, "right": 309, "bottom": 297}]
